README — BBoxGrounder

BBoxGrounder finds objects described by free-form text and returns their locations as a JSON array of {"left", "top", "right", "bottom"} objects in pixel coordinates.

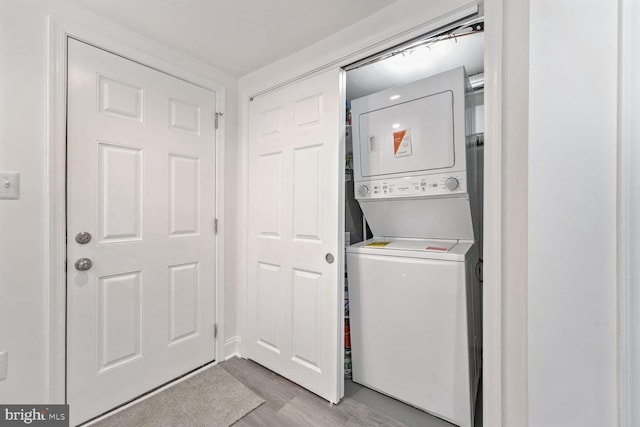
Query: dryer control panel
[{"left": 355, "top": 172, "right": 466, "bottom": 200}]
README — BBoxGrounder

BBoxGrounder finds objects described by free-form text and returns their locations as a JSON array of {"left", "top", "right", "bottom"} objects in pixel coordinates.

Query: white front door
[
  {"left": 247, "top": 68, "right": 343, "bottom": 403},
  {"left": 66, "top": 38, "right": 217, "bottom": 425}
]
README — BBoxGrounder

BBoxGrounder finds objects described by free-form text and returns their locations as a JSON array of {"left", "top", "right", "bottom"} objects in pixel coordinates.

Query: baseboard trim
[{"left": 224, "top": 336, "right": 242, "bottom": 360}]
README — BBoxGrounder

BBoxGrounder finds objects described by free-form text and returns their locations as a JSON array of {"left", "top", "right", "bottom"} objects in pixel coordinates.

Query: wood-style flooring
[{"left": 221, "top": 357, "right": 482, "bottom": 427}]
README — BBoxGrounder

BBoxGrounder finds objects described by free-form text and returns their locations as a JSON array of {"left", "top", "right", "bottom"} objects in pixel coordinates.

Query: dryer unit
[
  {"left": 351, "top": 66, "right": 479, "bottom": 240},
  {"left": 347, "top": 67, "right": 482, "bottom": 427}
]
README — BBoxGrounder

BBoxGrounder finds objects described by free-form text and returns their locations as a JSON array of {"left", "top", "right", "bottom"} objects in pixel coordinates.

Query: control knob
[
  {"left": 357, "top": 185, "right": 369, "bottom": 197},
  {"left": 444, "top": 177, "right": 459, "bottom": 191}
]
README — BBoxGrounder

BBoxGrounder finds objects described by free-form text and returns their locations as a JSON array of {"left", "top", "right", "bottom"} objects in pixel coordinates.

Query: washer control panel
[{"left": 355, "top": 173, "right": 466, "bottom": 200}]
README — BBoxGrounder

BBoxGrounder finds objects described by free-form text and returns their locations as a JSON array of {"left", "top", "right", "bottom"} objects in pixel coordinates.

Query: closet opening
[{"left": 341, "top": 17, "right": 485, "bottom": 427}]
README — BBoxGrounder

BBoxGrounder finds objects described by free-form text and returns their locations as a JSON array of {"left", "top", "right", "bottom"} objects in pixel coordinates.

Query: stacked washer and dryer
[{"left": 346, "top": 66, "right": 482, "bottom": 427}]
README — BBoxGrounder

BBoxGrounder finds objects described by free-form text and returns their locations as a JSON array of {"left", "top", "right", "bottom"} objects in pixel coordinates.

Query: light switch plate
[
  {"left": 0, "top": 171, "right": 19, "bottom": 199},
  {"left": 0, "top": 351, "right": 7, "bottom": 381}
]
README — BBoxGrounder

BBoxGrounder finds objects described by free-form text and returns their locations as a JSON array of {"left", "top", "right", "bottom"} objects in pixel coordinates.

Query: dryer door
[{"left": 357, "top": 90, "right": 455, "bottom": 178}]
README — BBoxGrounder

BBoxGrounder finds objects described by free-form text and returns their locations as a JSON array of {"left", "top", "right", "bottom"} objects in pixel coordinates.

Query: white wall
[
  {"left": 528, "top": 1, "right": 618, "bottom": 426},
  {"left": 0, "top": 0, "right": 238, "bottom": 403}
]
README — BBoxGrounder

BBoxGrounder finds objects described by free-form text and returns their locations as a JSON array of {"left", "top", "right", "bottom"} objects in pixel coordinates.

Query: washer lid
[
  {"left": 358, "top": 196, "right": 475, "bottom": 241},
  {"left": 363, "top": 239, "right": 456, "bottom": 252},
  {"left": 347, "top": 237, "right": 474, "bottom": 261}
]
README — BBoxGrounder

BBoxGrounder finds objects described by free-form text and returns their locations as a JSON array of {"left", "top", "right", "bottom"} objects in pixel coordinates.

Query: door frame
[
  {"left": 238, "top": 1, "right": 507, "bottom": 424},
  {"left": 46, "top": 17, "right": 227, "bottom": 403},
  {"left": 618, "top": 0, "right": 638, "bottom": 424}
]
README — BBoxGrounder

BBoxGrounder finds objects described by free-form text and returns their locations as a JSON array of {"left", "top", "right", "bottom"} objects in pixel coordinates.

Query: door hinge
[
  {"left": 215, "top": 112, "right": 224, "bottom": 130},
  {"left": 214, "top": 323, "right": 218, "bottom": 339},
  {"left": 214, "top": 218, "right": 218, "bottom": 234}
]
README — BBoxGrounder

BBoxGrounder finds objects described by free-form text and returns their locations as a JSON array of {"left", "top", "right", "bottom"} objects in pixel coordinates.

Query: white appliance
[
  {"left": 347, "top": 239, "right": 481, "bottom": 427},
  {"left": 352, "top": 66, "right": 479, "bottom": 240},
  {"left": 347, "top": 67, "right": 482, "bottom": 427}
]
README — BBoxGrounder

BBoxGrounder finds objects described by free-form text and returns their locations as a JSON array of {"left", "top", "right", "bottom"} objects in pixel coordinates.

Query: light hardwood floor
[{"left": 222, "top": 357, "right": 482, "bottom": 427}]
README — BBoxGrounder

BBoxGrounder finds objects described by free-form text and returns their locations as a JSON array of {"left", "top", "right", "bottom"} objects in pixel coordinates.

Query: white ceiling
[
  {"left": 346, "top": 31, "right": 484, "bottom": 100},
  {"left": 69, "top": 0, "right": 399, "bottom": 76}
]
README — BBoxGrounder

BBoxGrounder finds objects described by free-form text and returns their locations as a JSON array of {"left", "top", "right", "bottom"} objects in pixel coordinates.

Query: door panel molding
[{"left": 47, "top": 16, "right": 226, "bottom": 405}]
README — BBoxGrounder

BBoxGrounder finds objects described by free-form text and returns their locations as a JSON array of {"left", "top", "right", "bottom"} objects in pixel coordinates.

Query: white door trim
[
  {"left": 618, "top": 0, "right": 635, "bottom": 424},
  {"left": 483, "top": 0, "right": 504, "bottom": 425},
  {"left": 46, "top": 16, "right": 227, "bottom": 403}
]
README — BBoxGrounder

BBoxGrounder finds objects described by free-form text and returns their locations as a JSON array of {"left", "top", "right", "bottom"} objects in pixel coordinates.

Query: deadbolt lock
[{"left": 75, "top": 232, "right": 92, "bottom": 244}]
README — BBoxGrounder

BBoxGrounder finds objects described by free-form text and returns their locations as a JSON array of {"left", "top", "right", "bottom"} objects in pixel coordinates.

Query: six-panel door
[
  {"left": 247, "top": 69, "right": 343, "bottom": 403},
  {"left": 66, "top": 38, "right": 217, "bottom": 424}
]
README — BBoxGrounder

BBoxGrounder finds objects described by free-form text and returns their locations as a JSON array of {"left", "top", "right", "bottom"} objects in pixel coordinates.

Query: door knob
[
  {"left": 325, "top": 253, "right": 335, "bottom": 264},
  {"left": 75, "top": 258, "right": 93, "bottom": 271}
]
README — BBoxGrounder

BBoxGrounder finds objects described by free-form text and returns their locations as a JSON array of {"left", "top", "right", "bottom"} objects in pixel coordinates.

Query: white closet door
[
  {"left": 66, "top": 39, "right": 217, "bottom": 425},
  {"left": 247, "top": 68, "right": 343, "bottom": 403}
]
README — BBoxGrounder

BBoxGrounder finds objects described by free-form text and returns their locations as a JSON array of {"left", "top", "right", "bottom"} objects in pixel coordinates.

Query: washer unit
[
  {"left": 346, "top": 67, "right": 481, "bottom": 427},
  {"left": 347, "top": 239, "right": 481, "bottom": 427}
]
